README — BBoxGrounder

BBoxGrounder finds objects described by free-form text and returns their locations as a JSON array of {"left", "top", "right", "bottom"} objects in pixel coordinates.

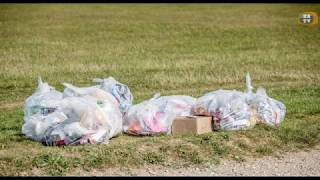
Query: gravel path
[{"left": 70, "top": 146, "right": 320, "bottom": 176}]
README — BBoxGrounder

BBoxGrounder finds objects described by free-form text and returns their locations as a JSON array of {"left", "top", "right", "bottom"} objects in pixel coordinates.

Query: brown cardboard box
[{"left": 171, "top": 116, "right": 213, "bottom": 135}]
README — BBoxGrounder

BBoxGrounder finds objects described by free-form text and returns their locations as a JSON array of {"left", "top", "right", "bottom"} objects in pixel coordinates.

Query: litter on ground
[{"left": 21, "top": 73, "right": 286, "bottom": 146}]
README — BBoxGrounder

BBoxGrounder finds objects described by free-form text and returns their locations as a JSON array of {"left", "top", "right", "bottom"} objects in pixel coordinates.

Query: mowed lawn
[{"left": 0, "top": 4, "right": 320, "bottom": 176}]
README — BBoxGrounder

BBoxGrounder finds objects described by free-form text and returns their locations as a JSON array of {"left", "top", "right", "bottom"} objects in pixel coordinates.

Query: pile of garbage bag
[
  {"left": 192, "top": 73, "right": 286, "bottom": 131},
  {"left": 22, "top": 77, "right": 128, "bottom": 146},
  {"left": 21, "top": 73, "right": 286, "bottom": 146}
]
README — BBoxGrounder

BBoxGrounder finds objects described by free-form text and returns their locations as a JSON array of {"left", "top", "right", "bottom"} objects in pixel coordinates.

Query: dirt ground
[{"left": 68, "top": 145, "right": 320, "bottom": 176}]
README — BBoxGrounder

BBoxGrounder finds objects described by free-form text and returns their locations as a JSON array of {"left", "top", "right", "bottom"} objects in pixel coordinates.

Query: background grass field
[{"left": 0, "top": 4, "right": 320, "bottom": 176}]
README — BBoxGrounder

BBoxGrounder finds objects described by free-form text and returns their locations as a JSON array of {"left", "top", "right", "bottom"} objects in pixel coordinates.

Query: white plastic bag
[
  {"left": 124, "top": 100, "right": 175, "bottom": 135},
  {"left": 22, "top": 80, "right": 123, "bottom": 146},
  {"left": 93, "top": 77, "right": 133, "bottom": 113},
  {"left": 245, "top": 73, "right": 286, "bottom": 127},
  {"left": 193, "top": 90, "right": 254, "bottom": 131},
  {"left": 38, "top": 96, "right": 121, "bottom": 146},
  {"left": 249, "top": 87, "right": 286, "bottom": 127},
  {"left": 22, "top": 77, "right": 63, "bottom": 140},
  {"left": 192, "top": 73, "right": 260, "bottom": 131},
  {"left": 123, "top": 93, "right": 196, "bottom": 135},
  {"left": 49, "top": 97, "right": 113, "bottom": 145}
]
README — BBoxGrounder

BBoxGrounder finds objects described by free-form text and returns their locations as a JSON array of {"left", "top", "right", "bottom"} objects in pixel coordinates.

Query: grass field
[{"left": 0, "top": 4, "right": 320, "bottom": 176}]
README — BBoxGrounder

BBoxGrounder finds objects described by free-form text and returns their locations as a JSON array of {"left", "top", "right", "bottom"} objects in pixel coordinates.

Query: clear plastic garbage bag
[
  {"left": 93, "top": 77, "right": 133, "bottom": 114},
  {"left": 245, "top": 73, "right": 286, "bottom": 127},
  {"left": 123, "top": 93, "right": 196, "bottom": 135},
  {"left": 249, "top": 87, "right": 286, "bottom": 127},
  {"left": 43, "top": 97, "right": 115, "bottom": 145},
  {"left": 193, "top": 90, "right": 254, "bottom": 131},
  {"left": 193, "top": 73, "right": 286, "bottom": 130},
  {"left": 22, "top": 77, "right": 64, "bottom": 142},
  {"left": 24, "top": 96, "right": 122, "bottom": 146},
  {"left": 22, "top": 80, "right": 123, "bottom": 146}
]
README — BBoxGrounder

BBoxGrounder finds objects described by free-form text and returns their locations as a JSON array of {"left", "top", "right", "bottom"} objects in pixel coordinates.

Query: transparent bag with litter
[
  {"left": 123, "top": 93, "right": 196, "bottom": 135},
  {"left": 193, "top": 90, "right": 254, "bottom": 131},
  {"left": 22, "top": 77, "right": 63, "bottom": 140},
  {"left": 245, "top": 73, "right": 286, "bottom": 127},
  {"left": 193, "top": 73, "right": 258, "bottom": 131},
  {"left": 193, "top": 73, "right": 286, "bottom": 130},
  {"left": 22, "top": 79, "right": 123, "bottom": 146},
  {"left": 249, "top": 87, "right": 286, "bottom": 127},
  {"left": 30, "top": 95, "right": 122, "bottom": 146},
  {"left": 93, "top": 77, "right": 133, "bottom": 114},
  {"left": 41, "top": 96, "right": 116, "bottom": 146}
]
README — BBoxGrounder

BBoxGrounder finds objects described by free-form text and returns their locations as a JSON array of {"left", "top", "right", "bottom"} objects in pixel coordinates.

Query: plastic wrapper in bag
[
  {"left": 24, "top": 77, "right": 63, "bottom": 118},
  {"left": 193, "top": 90, "right": 254, "bottom": 131},
  {"left": 93, "top": 77, "right": 133, "bottom": 113},
  {"left": 123, "top": 93, "right": 196, "bottom": 135}
]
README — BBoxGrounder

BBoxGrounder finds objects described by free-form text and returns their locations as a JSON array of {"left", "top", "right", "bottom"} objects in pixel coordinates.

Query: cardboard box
[{"left": 171, "top": 116, "right": 213, "bottom": 135}]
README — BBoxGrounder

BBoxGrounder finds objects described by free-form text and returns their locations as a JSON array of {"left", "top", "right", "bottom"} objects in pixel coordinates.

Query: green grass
[{"left": 0, "top": 3, "right": 320, "bottom": 176}]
